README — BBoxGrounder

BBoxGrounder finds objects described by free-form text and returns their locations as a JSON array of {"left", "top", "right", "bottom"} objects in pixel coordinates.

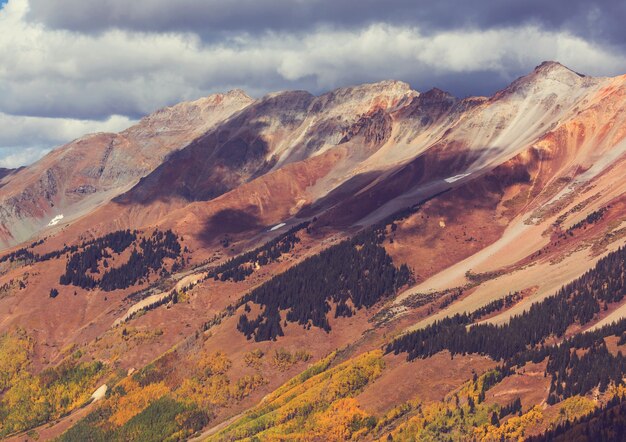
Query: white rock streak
[
  {"left": 47, "top": 214, "right": 64, "bottom": 226},
  {"left": 269, "top": 222, "right": 286, "bottom": 231},
  {"left": 444, "top": 173, "right": 471, "bottom": 183}
]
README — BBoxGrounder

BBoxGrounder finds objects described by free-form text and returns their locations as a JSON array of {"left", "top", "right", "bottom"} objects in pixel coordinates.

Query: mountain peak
[
  {"left": 533, "top": 60, "right": 585, "bottom": 78},
  {"left": 496, "top": 61, "right": 593, "bottom": 99},
  {"left": 420, "top": 87, "right": 456, "bottom": 101},
  {"left": 224, "top": 88, "right": 252, "bottom": 100},
  {"left": 134, "top": 89, "right": 254, "bottom": 131},
  {"left": 341, "top": 79, "right": 415, "bottom": 97},
  {"left": 314, "top": 80, "right": 418, "bottom": 115}
]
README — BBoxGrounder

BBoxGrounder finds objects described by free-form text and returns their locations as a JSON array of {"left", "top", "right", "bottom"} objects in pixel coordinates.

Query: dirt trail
[{"left": 5, "top": 401, "right": 96, "bottom": 442}]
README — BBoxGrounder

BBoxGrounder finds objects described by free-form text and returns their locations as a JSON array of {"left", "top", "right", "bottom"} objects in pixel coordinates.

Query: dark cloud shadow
[
  {"left": 198, "top": 206, "right": 262, "bottom": 246},
  {"left": 0, "top": 166, "right": 24, "bottom": 189},
  {"left": 296, "top": 171, "right": 381, "bottom": 219},
  {"left": 114, "top": 90, "right": 314, "bottom": 206},
  {"left": 312, "top": 146, "right": 507, "bottom": 228}
]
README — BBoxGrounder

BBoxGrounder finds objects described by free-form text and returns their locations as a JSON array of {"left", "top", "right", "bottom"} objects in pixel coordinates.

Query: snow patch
[
  {"left": 269, "top": 222, "right": 286, "bottom": 232},
  {"left": 444, "top": 173, "right": 471, "bottom": 183},
  {"left": 47, "top": 214, "right": 64, "bottom": 226}
]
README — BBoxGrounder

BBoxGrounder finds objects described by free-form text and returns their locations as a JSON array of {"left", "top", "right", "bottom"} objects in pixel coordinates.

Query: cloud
[
  {"left": 23, "top": 0, "right": 626, "bottom": 49},
  {"left": 0, "top": 113, "right": 133, "bottom": 147},
  {"left": 1, "top": 0, "right": 625, "bottom": 168},
  {"left": 0, "top": 147, "right": 48, "bottom": 168},
  {"left": 274, "top": 25, "right": 626, "bottom": 90},
  {"left": 2, "top": 0, "right": 625, "bottom": 120},
  {"left": 0, "top": 112, "right": 134, "bottom": 167}
]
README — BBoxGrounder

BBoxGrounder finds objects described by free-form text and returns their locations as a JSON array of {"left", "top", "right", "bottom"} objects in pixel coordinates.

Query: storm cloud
[
  {"left": 25, "top": 0, "right": 626, "bottom": 48},
  {"left": 1, "top": 0, "right": 626, "bottom": 167}
]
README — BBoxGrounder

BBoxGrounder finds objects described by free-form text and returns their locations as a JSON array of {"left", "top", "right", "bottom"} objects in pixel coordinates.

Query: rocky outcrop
[
  {"left": 340, "top": 109, "right": 393, "bottom": 145},
  {"left": 117, "top": 81, "right": 418, "bottom": 205}
]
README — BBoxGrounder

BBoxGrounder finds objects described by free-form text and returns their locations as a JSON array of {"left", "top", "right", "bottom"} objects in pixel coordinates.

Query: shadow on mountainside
[
  {"left": 113, "top": 120, "right": 272, "bottom": 206},
  {"left": 198, "top": 207, "right": 263, "bottom": 246}
]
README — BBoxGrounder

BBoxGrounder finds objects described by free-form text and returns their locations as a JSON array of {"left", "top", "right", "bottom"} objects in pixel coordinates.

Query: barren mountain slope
[{"left": 0, "top": 90, "right": 254, "bottom": 249}]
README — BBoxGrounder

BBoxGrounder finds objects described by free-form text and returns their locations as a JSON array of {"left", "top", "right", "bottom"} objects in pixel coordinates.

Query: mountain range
[{"left": 1, "top": 61, "right": 626, "bottom": 441}]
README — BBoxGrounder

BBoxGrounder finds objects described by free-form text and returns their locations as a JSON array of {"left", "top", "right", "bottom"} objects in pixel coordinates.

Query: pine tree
[{"left": 491, "top": 411, "right": 500, "bottom": 426}]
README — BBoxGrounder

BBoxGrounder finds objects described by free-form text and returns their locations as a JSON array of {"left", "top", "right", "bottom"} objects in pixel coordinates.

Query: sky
[{"left": 1, "top": 0, "right": 625, "bottom": 168}]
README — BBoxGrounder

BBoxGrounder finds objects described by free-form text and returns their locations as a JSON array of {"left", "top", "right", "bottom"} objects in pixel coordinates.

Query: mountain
[
  {"left": 1, "top": 62, "right": 626, "bottom": 441},
  {"left": 0, "top": 89, "right": 253, "bottom": 248}
]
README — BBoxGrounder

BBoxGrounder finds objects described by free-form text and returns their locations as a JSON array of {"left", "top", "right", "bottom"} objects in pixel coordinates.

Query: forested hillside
[
  {"left": 237, "top": 226, "right": 411, "bottom": 341},
  {"left": 388, "top": 246, "right": 626, "bottom": 403}
]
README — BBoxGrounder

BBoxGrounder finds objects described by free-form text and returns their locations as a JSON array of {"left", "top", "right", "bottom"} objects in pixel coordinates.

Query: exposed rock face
[
  {"left": 0, "top": 90, "right": 254, "bottom": 248},
  {"left": 1, "top": 62, "right": 625, "bottom": 251},
  {"left": 401, "top": 87, "right": 458, "bottom": 123},
  {"left": 117, "top": 81, "right": 418, "bottom": 205},
  {"left": 340, "top": 109, "right": 393, "bottom": 145}
]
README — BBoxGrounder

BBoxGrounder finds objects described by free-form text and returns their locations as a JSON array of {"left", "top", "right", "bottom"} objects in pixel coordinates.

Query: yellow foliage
[
  {"left": 176, "top": 376, "right": 230, "bottom": 408},
  {"left": 108, "top": 379, "right": 170, "bottom": 426},
  {"left": 0, "top": 372, "right": 49, "bottom": 434},
  {"left": 388, "top": 401, "right": 460, "bottom": 441},
  {"left": 268, "top": 351, "right": 337, "bottom": 400},
  {"left": 202, "top": 374, "right": 232, "bottom": 406},
  {"left": 176, "top": 373, "right": 267, "bottom": 408},
  {"left": 44, "top": 380, "right": 89, "bottom": 416},
  {"left": 0, "top": 330, "right": 104, "bottom": 436},
  {"left": 556, "top": 395, "right": 597, "bottom": 423},
  {"left": 210, "top": 350, "right": 384, "bottom": 441},
  {"left": 244, "top": 349, "right": 265, "bottom": 368},
  {"left": 608, "top": 384, "right": 626, "bottom": 401},
  {"left": 271, "top": 348, "right": 312, "bottom": 371},
  {"left": 231, "top": 374, "right": 267, "bottom": 400},
  {"left": 199, "top": 351, "right": 232, "bottom": 377},
  {"left": 39, "top": 360, "right": 104, "bottom": 419},
  {"left": 0, "top": 329, "right": 32, "bottom": 391},
  {"left": 384, "top": 370, "right": 510, "bottom": 441},
  {"left": 175, "top": 348, "right": 265, "bottom": 409},
  {"left": 313, "top": 398, "right": 370, "bottom": 441},
  {"left": 477, "top": 405, "right": 544, "bottom": 441},
  {"left": 375, "top": 401, "right": 418, "bottom": 433},
  {"left": 120, "top": 326, "right": 163, "bottom": 342},
  {"left": 176, "top": 350, "right": 233, "bottom": 407}
]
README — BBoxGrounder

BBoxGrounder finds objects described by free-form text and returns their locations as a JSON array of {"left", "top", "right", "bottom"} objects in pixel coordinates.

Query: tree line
[
  {"left": 230, "top": 195, "right": 462, "bottom": 342},
  {"left": 567, "top": 206, "right": 608, "bottom": 233},
  {"left": 237, "top": 227, "right": 411, "bottom": 341},
  {"left": 387, "top": 245, "right": 626, "bottom": 404},
  {"left": 0, "top": 231, "right": 138, "bottom": 265},
  {"left": 59, "top": 229, "right": 182, "bottom": 292},
  {"left": 528, "top": 393, "right": 626, "bottom": 441},
  {"left": 207, "top": 221, "right": 310, "bottom": 283}
]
